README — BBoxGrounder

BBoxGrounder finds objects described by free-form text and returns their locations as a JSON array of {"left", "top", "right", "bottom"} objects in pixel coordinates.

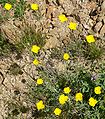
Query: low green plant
[
  {"left": 5, "top": 100, "right": 29, "bottom": 119},
  {"left": 0, "top": 0, "right": 26, "bottom": 21},
  {"left": 83, "top": 43, "right": 103, "bottom": 60},
  {"left": 0, "top": 33, "right": 16, "bottom": 57},
  {"left": 0, "top": 28, "right": 46, "bottom": 57},
  {"left": 62, "top": 37, "right": 103, "bottom": 61},
  {"left": 8, "top": 63, "right": 23, "bottom": 75},
  {"left": 32, "top": 10, "right": 42, "bottom": 21},
  {"left": 16, "top": 28, "right": 46, "bottom": 53},
  {"left": 14, "top": 0, "right": 26, "bottom": 18},
  {"left": 0, "top": 12, "right": 10, "bottom": 23},
  {"left": 0, "top": 0, "right": 17, "bottom": 5},
  {"left": 50, "top": 47, "right": 63, "bottom": 60}
]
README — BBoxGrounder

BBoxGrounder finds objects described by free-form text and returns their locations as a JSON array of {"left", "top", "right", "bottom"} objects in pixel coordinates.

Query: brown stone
[
  {"left": 86, "top": 1, "right": 96, "bottom": 10},
  {"left": 100, "top": 24, "right": 105, "bottom": 35},
  {"left": 44, "top": 36, "right": 60, "bottom": 49},
  {"left": 94, "top": 22, "right": 103, "bottom": 32},
  {"left": 101, "top": 1, "right": 105, "bottom": 12},
  {"left": 1, "top": 21, "right": 22, "bottom": 44}
]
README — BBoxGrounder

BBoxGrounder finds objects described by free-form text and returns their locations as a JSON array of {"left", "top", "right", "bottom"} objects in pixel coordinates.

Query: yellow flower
[
  {"left": 33, "top": 59, "right": 39, "bottom": 65},
  {"left": 89, "top": 97, "right": 98, "bottom": 107},
  {"left": 59, "top": 94, "right": 68, "bottom": 105},
  {"left": 64, "top": 87, "right": 71, "bottom": 94},
  {"left": 68, "top": 22, "right": 77, "bottom": 30},
  {"left": 86, "top": 35, "right": 95, "bottom": 43},
  {"left": 54, "top": 108, "right": 62, "bottom": 116},
  {"left": 36, "top": 100, "right": 45, "bottom": 110},
  {"left": 31, "top": 45, "right": 40, "bottom": 53},
  {"left": 4, "top": 3, "right": 12, "bottom": 10},
  {"left": 75, "top": 93, "right": 83, "bottom": 102},
  {"left": 58, "top": 14, "right": 68, "bottom": 22},
  {"left": 31, "top": 4, "right": 39, "bottom": 10},
  {"left": 37, "top": 78, "right": 43, "bottom": 85},
  {"left": 63, "top": 53, "right": 70, "bottom": 60},
  {"left": 94, "top": 86, "right": 102, "bottom": 94}
]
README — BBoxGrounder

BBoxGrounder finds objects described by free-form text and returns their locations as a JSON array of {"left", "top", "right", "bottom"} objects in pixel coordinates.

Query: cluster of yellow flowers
[
  {"left": 59, "top": 14, "right": 96, "bottom": 61},
  {"left": 4, "top": 3, "right": 39, "bottom": 11},
  {"left": 31, "top": 45, "right": 44, "bottom": 85},
  {"left": 31, "top": 35, "right": 102, "bottom": 115},
  {"left": 30, "top": 33, "right": 101, "bottom": 116},
  {"left": 58, "top": 14, "right": 96, "bottom": 43},
  {"left": 4, "top": 3, "right": 95, "bottom": 46},
  {"left": 35, "top": 86, "right": 102, "bottom": 116},
  {"left": 4, "top": 2, "right": 102, "bottom": 116},
  {"left": 58, "top": 16, "right": 98, "bottom": 115},
  {"left": 54, "top": 87, "right": 71, "bottom": 116},
  {"left": 53, "top": 86, "right": 102, "bottom": 116},
  {"left": 31, "top": 45, "right": 40, "bottom": 66},
  {"left": 31, "top": 43, "right": 44, "bottom": 111},
  {"left": 75, "top": 86, "right": 102, "bottom": 107}
]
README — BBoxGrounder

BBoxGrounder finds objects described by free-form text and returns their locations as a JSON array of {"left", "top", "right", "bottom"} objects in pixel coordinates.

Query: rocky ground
[{"left": 0, "top": 0, "right": 105, "bottom": 118}]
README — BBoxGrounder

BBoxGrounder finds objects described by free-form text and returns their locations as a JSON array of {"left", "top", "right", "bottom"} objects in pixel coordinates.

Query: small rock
[
  {"left": 56, "top": 62, "right": 66, "bottom": 72},
  {"left": 100, "top": 24, "right": 105, "bottom": 35},
  {"left": 83, "top": 24, "right": 90, "bottom": 29},
  {"left": 44, "top": 36, "right": 59, "bottom": 49},
  {"left": 94, "top": 22, "right": 102, "bottom": 32},
  {"left": 1, "top": 21, "right": 22, "bottom": 44},
  {"left": 89, "top": 19, "right": 94, "bottom": 27},
  {"left": 102, "top": 16, "right": 105, "bottom": 24},
  {"left": 62, "top": 0, "right": 75, "bottom": 15},
  {"left": 0, "top": 75, "right": 3, "bottom": 84},
  {"left": 14, "top": 20, "right": 22, "bottom": 28},
  {"left": 101, "top": 1, "right": 105, "bottom": 12},
  {"left": 59, "top": 0, "right": 64, "bottom": 4},
  {"left": 86, "top": 1, "right": 96, "bottom": 10}
]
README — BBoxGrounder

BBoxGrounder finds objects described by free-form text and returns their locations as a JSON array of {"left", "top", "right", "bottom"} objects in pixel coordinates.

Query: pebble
[
  {"left": 94, "top": 22, "right": 102, "bottom": 32},
  {"left": 101, "top": 1, "right": 105, "bottom": 12},
  {"left": 100, "top": 24, "right": 105, "bottom": 35}
]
